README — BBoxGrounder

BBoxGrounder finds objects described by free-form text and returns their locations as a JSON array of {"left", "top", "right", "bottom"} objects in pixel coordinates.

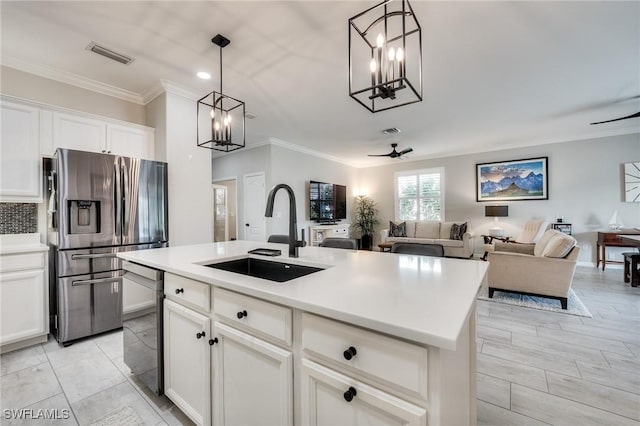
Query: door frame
[
  {"left": 243, "top": 172, "right": 266, "bottom": 242},
  {"left": 212, "top": 176, "right": 238, "bottom": 242}
]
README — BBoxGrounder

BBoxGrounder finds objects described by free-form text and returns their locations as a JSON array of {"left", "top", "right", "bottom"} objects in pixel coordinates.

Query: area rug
[
  {"left": 477, "top": 286, "right": 592, "bottom": 318},
  {"left": 88, "top": 406, "right": 144, "bottom": 426}
]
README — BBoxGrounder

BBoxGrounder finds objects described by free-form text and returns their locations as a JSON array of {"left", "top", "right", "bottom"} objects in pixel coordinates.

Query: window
[{"left": 395, "top": 168, "right": 445, "bottom": 221}]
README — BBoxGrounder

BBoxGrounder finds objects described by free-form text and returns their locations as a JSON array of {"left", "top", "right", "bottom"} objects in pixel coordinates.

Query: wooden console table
[{"left": 597, "top": 230, "right": 640, "bottom": 271}]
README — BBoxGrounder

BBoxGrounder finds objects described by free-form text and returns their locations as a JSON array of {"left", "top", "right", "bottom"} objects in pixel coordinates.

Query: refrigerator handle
[
  {"left": 122, "top": 162, "right": 129, "bottom": 237},
  {"left": 114, "top": 162, "right": 122, "bottom": 241}
]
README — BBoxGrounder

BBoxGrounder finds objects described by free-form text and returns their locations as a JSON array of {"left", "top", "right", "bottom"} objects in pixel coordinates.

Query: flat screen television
[{"left": 309, "top": 181, "right": 347, "bottom": 222}]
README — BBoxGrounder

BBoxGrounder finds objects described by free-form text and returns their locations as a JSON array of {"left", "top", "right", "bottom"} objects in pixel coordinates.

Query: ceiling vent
[
  {"left": 245, "top": 112, "right": 257, "bottom": 119},
  {"left": 381, "top": 127, "right": 401, "bottom": 135},
  {"left": 86, "top": 42, "right": 134, "bottom": 65}
]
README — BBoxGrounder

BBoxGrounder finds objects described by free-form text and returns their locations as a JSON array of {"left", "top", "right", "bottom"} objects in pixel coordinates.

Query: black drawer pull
[
  {"left": 196, "top": 331, "right": 206, "bottom": 339},
  {"left": 343, "top": 386, "right": 357, "bottom": 402},
  {"left": 343, "top": 346, "right": 357, "bottom": 360},
  {"left": 237, "top": 310, "right": 248, "bottom": 319},
  {"left": 175, "top": 288, "right": 184, "bottom": 294},
  {"left": 209, "top": 338, "right": 218, "bottom": 345}
]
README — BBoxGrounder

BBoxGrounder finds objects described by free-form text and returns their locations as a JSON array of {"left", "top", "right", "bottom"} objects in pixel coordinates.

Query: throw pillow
[
  {"left": 542, "top": 234, "right": 577, "bottom": 258},
  {"left": 449, "top": 222, "right": 467, "bottom": 240},
  {"left": 415, "top": 221, "right": 441, "bottom": 239},
  {"left": 389, "top": 221, "right": 407, "bottom": 237}
]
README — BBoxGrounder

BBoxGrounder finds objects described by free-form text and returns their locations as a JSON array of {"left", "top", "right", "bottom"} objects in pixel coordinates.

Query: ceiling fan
[
  {"left": 590, "top": 95, "right": 640, "bottom": 125},
  {"left": 368, "top": 143, "right": 413, "bottom": 159}
]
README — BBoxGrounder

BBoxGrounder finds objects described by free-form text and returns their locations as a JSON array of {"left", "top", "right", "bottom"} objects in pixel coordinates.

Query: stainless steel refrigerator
[{"left": 47, "top": 148, "right": 168, "bottom": 345}]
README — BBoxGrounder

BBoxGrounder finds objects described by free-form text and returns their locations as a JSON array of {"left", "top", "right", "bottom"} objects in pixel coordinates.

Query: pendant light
[
  {"left": 348, "top": 0, "right": 422, "bottom": 113},
  {"left": 197, "top": 34, "right": 245, "bottom": 151}
]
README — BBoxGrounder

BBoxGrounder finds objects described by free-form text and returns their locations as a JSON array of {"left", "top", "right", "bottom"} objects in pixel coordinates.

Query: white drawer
[
  {"left": 214, "top": 288, "right": 292, "bottom": 347},
  {"left": 164, "top": 273, "right": 210, "bottom": 314},
  {"left": 301, "top": 313, "right": 428, "bottom": 399},
  {"left": 0, "top": 252, "right": 45, "bottom": 273}
]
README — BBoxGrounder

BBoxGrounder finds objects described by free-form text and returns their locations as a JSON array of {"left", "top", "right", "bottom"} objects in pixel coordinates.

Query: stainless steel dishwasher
[{"left": 122, "top": 261, "right": 164, "bottom": 395}]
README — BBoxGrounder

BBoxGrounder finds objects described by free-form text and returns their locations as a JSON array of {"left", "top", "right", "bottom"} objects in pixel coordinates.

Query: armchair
[
  {"left": 482, "top": 219, "right": 548, "bottom": 260},
  {"left": 487, "top": 230, "right": 579, "bottom": 309}
]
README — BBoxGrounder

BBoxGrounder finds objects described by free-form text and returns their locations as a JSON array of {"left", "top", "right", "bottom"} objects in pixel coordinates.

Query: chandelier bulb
[
  {"left": 210, "top": 108, "right": 215, "bottom": 119},
  {"left": 396, "top": 47, "right": 404, "bottom": 62},
  {"left": 376, "top": 33, "right": 384, "bottom": 48},
  {"left": 214, "top": 122, "right": 220, "bottom": 131},
  {"left": 370, "top": 59, "right": 377, "bottom": 73},
  {"left": 388, "top": 47, "right": 395, "bottom": 61}
]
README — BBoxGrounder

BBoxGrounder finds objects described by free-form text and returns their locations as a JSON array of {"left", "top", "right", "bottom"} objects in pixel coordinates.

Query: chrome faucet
[{"left": 265, "top": 183, "right": 304, "bottom": 258}]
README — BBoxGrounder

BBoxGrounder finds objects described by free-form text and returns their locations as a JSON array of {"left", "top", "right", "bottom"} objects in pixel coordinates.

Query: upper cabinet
[
  {"left": 0, "top": 101, "right": 42, "bottom": 202},
  {"left": 44, "top": 112, "right": 154, "bottom": 160}
]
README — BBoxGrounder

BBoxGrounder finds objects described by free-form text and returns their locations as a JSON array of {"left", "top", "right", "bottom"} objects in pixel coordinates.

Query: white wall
[
  {"left": 211, "top": 145, "right": 271, "bottom": 240},
  {"left": 1, "top": 66, "right": 145, "bottom": 125},
  {"left": 357, "top": 133, "right": 640, "bottom": 263},
  {"left": 211, "top": 144, "right": 358, "bottom": 243},
  {"left": 269, "top": 145, "right": 357, "bottom": 241},
  {"left": 163, "top": 92, "right": 213, "bottom": 246},
  {"left": 145, "top": 93, "right": 167, "bottom": 162}
]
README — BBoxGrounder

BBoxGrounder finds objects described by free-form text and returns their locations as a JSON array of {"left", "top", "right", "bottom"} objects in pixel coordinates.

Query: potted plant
[{"left": 351, "top": 195, "right": 379, "bottom": 250}]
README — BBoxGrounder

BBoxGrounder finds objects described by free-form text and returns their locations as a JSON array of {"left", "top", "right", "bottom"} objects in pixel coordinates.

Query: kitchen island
[{"left": 119, "top": 240, "right": 487, "bottom": 426}]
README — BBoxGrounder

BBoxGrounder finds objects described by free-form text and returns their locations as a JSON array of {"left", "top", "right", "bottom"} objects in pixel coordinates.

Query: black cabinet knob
[
  {"left": 343, "top": 346, "right": 357, "bottom": 361},
  {"left": 196, "top": 331, "right": 206, "bottom": 339},
  {"left": 209, "top": 338, "right": 218, "bottom": 346},
  {"left": 175, "top": 288, "right": 184, "bottom": 294},
  {"left": 237, "top": 310, "right": 248, "bottom": 319},
  {"left": 343, "top": 386, "right": 357, "bottom": 402}
]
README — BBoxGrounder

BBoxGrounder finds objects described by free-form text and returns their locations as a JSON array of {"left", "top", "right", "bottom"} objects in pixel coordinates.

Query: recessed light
[{"left": 197, "top": 71, "right": 211, "bottom": 80}]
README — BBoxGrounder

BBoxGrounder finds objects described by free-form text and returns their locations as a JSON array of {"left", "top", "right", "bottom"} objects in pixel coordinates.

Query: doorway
[
  {"left": 243, "top": 172, "right": 266, "bottom": 241},
  {"left": 212, "top": 179, "right": 237, "bottom": 242}
]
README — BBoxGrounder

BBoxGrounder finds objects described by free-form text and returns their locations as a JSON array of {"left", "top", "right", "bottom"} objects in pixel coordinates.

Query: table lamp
[{"left": 485, "top": 205, "right": 509, "bottom": 237}]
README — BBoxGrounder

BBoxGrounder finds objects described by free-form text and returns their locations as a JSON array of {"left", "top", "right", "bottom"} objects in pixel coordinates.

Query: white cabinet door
[
  {"left": 0, "top": 101, "right": 42, "bottom": 201},
  {"left": 213, "top": 322, "right": 293, "bottom": 426},
  {"left": 0, "top": 269, "right": 47, "bottom": 345},
  {"left": 106, "top": 124, "right": 154, "bottom": 160},
  {"left": 300, "top": 359, "right": 427, "bottom": 426},
  {"left": 52, "top": 112, "right": 106, "bottom": 153},
  {"left": 164, "top": 299, "right": 211, "bottom": 426}
]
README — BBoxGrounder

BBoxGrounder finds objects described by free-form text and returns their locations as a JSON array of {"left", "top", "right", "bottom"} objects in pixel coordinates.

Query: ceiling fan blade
[
  {"left": 590, "top": 111, "right": 640, "bottom": 125},
  {"left": 399, "top": 148, "right": 413, "bottom": 155},
  {"left": 367, "top": 154, "right": 392, "bottom": 157}
]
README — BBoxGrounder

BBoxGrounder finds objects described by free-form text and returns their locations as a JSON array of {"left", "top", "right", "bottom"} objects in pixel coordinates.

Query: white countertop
[
  {"left": 118, "top": 241, "right": 488, "bottom": 350},
  {"left": 0, "top": 233, "right": 48, "bottom": 255}
]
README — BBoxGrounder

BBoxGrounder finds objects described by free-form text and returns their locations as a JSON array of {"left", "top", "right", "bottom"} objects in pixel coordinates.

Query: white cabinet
[
  {"left": 212, "top": 322, "right": 293, "bottom": 426},
  {"left": 0, "top": 249, "right": 49, "bottom": 352},
  {"left": 300, "top": 359, "right": 427, "bottom": 426},
  {"left": 52, "top": 112, "right": 106, "bottom": 154},
  {"left": 50, "top": 112, "right": 154, "bottom": 160},
  {"left": 164, "top": 299, "right": 211, "bottom": 426},
  {"left": 106, "top": 123, "right": 153, "bottom": 160},
  {"left": 0, "top": 101, "right": 42, "bottom": 202},
  {"left": 309, "top": 224, "right": 350, "bottom": 246}
]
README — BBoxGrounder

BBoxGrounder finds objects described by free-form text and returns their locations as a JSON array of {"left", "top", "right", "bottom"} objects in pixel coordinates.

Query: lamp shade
[{"left": 485, "top": 205, "right": 508, "bottom": 217}]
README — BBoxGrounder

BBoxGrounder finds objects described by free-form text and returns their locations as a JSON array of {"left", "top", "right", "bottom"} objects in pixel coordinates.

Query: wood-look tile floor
[
  {"left": 477, "top": 266, "right": 640, "bottom": 425},
  {"left": 0, "top": 266, "right": 638, "bottom": 425}
]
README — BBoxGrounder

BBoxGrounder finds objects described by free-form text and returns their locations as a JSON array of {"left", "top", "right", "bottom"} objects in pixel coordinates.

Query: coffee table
[{"left": 378, "top": 242, "right": 393, "bottom": 252}]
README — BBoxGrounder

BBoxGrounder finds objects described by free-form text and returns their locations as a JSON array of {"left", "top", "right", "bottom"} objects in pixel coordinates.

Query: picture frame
[
  {"left": 552, "top": 223, "right": 572, "bottom": 235},
  {"left": 624, "top": 161, "right": 640, "bottom": 202},
  {"left": 476, "top": 157, "right": 548, "bottom": 202}
]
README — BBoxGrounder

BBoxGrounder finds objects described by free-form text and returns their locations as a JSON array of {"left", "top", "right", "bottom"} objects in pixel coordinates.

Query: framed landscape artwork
[{"left": 476, "top": 157, "right": 548, "bottom": 202}]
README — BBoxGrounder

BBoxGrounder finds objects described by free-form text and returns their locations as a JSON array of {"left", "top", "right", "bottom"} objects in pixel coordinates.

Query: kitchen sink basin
[{"left": 204, "top": 257, "right": 323, "bottom": 282}]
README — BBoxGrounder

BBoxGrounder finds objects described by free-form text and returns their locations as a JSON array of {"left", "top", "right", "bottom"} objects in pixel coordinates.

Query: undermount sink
[{"left": 204, "top": 257, "right": 323, "bottom": 282}]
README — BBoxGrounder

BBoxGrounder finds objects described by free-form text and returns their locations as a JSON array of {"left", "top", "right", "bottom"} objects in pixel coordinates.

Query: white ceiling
[{"left": 2, "top": 1, "right": 639, "bottom": 167}]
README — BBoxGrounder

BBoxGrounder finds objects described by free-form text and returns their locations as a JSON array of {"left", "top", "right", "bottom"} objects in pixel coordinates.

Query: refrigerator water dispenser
[{"left": 68, "top": 200, "right": 100, "bottom": 234}]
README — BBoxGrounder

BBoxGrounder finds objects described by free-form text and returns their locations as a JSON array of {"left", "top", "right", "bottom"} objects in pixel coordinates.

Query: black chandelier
[
  {"left": 349, "top": 0, "right": 422, "bottom": 113},
  {"left": 197, "top": 34, "right": 245, "bottom": 152}
]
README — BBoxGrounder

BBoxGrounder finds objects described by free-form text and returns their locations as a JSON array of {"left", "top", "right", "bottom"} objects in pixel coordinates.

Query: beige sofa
[
  {"left": 380, "top": 221, "right": 474, "bottom": 258},
  {"left": 487, "top": 230, "right": 580, "bottom": 309}
]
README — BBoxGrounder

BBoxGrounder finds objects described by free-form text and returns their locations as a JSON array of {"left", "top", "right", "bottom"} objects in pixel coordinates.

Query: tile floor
[{"left": 1, "top": 265, "right": 639, "bottom": 425}]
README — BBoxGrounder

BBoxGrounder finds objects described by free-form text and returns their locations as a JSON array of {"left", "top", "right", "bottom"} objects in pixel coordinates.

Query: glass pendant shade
[
  {"left": 197, "top": 34, "right": 245, "bottom": 152},
  {"left": 349, "top": 0, "right": 422, "bottom": 113}
]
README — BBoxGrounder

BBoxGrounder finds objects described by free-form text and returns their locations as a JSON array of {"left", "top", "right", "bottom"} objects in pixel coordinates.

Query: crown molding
[
  {"left": 142, "top": 80, "right": 200, "bottom": 104},
  {"left": 2, "top": 56, "right": 145, "bottom": 105}
]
